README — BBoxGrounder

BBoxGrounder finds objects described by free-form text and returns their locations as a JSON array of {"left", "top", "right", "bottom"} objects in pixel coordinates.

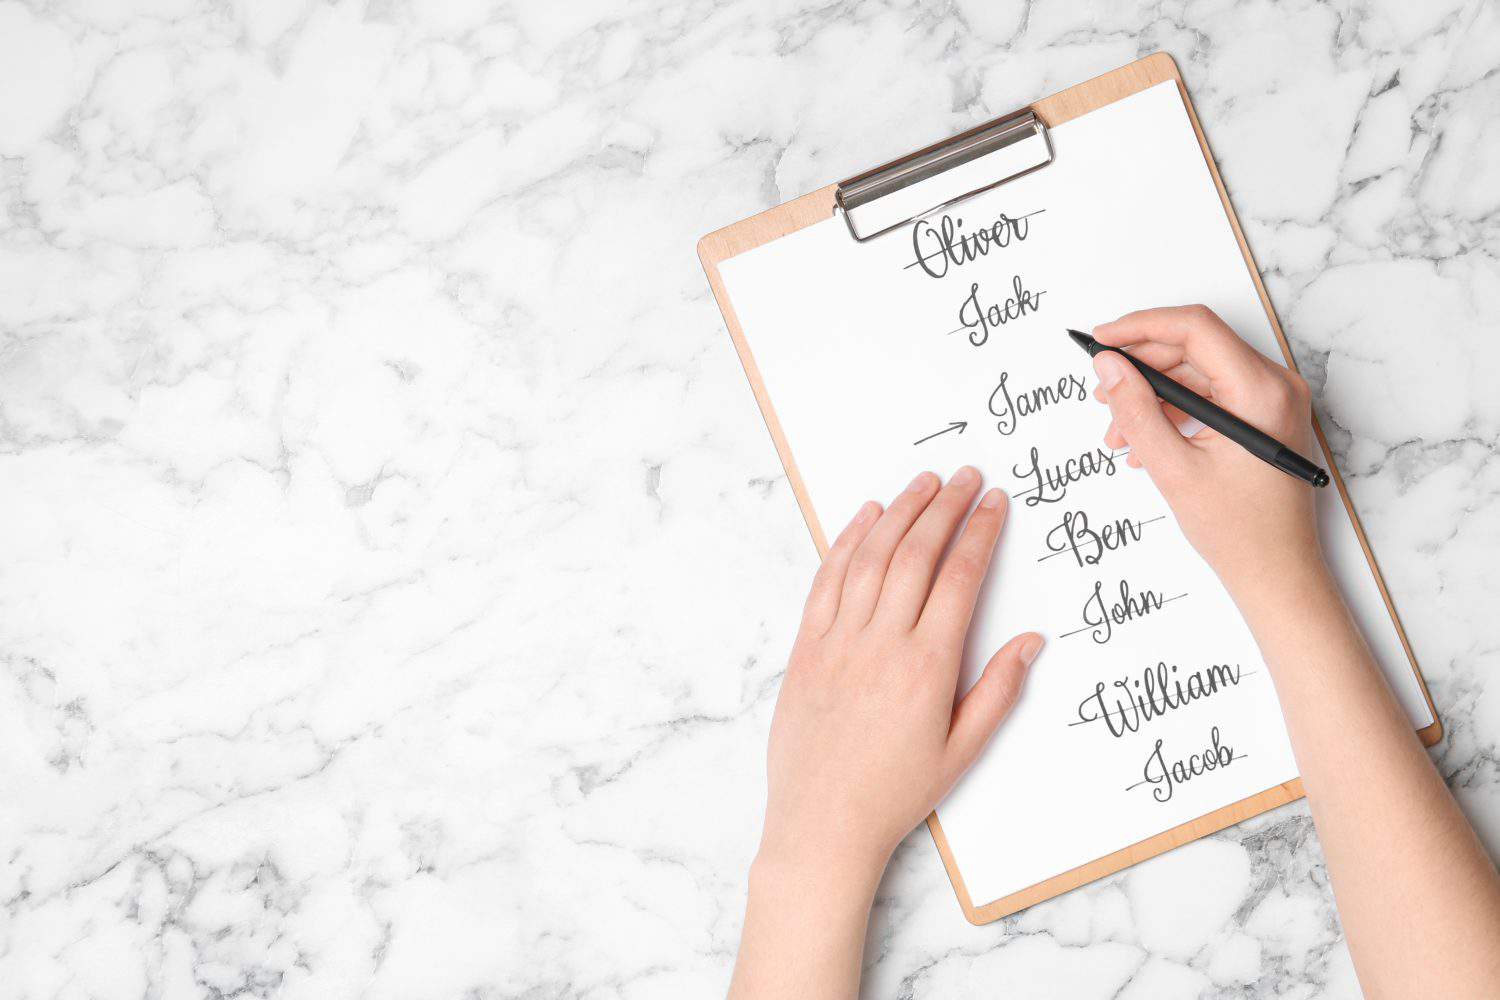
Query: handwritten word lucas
[{"left": 1013, "top": 445, "right": 1117, "bottom": 506}]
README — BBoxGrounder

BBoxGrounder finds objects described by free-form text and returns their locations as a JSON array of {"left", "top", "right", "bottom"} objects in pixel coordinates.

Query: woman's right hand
[{"left": 1088, "top": 305, "right": 1325, "bottom": 602}]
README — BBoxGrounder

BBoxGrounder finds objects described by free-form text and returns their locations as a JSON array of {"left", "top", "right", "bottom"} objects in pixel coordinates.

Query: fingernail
[
  {"left": 979, "top": 487, "right": 1005, "bottom": 509},
  {"left": 853, "top": 500, "right": 878, "bottom": 524},
  {"left": 950, "top": 465, "right": 978, "bottom": 488},
  {"left": 1019, "top": 633, "right": 1045, "bottom": 665},
  {"left": 906, "top": 471, "right": 933, "bottom": 493},
  {"left": 1093, "top": 351, "right": 1127, "bottom": 390}
]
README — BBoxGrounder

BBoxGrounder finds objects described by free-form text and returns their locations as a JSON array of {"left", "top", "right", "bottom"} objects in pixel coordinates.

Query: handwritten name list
[
  {"left": 905, "top": 206, "right": 1250, "bottom": 804},
  {"left": 714, "top": 80, "right": 1430, "bottom": 906}
]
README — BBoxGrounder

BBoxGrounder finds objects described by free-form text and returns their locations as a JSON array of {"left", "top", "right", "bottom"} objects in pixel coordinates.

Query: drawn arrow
[{"left": 912, "top": 421, "right": 967, "bottom": 446}]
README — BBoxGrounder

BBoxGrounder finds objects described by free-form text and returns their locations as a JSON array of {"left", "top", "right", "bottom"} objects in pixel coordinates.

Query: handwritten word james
[
  {"left": 1133, "top": 727, "right": 1240, "bottom": 803},
  {"left": 1069, "top": 578, "right": 1182, "bottom": 645},
  {"left": 1075, "top": 661, "right": 1244, "bottom": 737},
  {"left": 909, "top": 210, "right": 1043, "bottom": 279},
  {"left": 958, "top": 276, "right": 1047, "bottom": 347},
  {"left": 988, "top": 370, "right": 1088, "bottom": 436},
  {"left": 1012, "top": 445, "right": 1118, "bottom": 506}
]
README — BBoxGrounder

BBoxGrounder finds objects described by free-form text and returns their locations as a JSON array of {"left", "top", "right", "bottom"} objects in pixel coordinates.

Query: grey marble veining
[{"left": 0, "top": 1, "right": 1496, "bottom": 997}]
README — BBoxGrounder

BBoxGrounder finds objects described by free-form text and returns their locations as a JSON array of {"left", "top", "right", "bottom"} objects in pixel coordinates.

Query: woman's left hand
[{"left": 757, "top": 467, "right": 1044, "bottom": 881}]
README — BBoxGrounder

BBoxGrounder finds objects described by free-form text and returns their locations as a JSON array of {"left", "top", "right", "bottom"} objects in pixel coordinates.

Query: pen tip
[{"left": 1066, "top": 328, "right": 1092, "bottom": 351}]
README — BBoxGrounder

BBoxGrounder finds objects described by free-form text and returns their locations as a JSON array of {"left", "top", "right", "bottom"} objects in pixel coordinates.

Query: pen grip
[
  {"left": 1109, "top": 348, "right": 1283, "bottom": 461},
  {"left": 1079, "top": 334, "right": 1328, "bottom": 488}
]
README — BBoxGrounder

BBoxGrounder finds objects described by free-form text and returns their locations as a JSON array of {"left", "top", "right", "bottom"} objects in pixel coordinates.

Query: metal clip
[{"left": 834, "top": 108, "right": 1053, "bottom": 243}]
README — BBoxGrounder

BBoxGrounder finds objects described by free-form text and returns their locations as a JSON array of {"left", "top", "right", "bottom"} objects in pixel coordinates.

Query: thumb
[
  {"left": 944, "top": 632, "right": 1043, "bottom": 784},
  {"left": 1093, "top": 350, "right": 1195, "bottom": 472}
]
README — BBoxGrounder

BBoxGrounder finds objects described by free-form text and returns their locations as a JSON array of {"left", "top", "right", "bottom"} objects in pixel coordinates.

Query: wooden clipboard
[{"left": 697, "top": 52, "right": 1442, "bottom": 924}]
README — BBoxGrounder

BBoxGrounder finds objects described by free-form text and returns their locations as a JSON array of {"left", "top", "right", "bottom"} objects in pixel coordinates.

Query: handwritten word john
[{"left": 1069, "top": 578, "right": 1183, "bottom": 645}]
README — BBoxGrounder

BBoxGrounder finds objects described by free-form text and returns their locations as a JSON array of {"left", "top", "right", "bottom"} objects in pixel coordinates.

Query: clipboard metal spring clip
[{"left": 834, "top": 107, "right": 1054, "bottom": 243}]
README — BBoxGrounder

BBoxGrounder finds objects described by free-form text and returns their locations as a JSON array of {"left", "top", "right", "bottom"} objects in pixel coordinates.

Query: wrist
[
  {"left": 751, "top": 836, "right": 889, "bottom": 910},
  {"left": 734, "top": 834, "right": 887, "bottom": 997},
  {"left": 1223, "top": 554, "right": 1344, "bottom": 644},
  {"left": 1217, "top": 547, "right": 1331, "bottom": 609}
]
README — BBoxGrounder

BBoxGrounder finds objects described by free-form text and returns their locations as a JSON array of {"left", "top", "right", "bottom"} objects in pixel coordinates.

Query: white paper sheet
[{"left": 717, "top": 80, "right": 1433, "bottom": 907}]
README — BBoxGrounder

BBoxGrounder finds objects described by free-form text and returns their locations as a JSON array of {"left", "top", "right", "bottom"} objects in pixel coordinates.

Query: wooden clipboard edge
[
  {"left": 699, "top": 186, "right": 838, "bottom": 554},
  {"left": 696, "top": 51, "right": 1441, "bottom": 927},
  {"left": 933, "top": 776, "right": 1307, "bottom": 924}
]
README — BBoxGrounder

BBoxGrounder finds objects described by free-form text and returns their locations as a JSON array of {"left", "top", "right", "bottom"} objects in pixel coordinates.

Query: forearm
[
  {"left": 727, "top": 851, "right": 883, "bottom": 1000},
  {"left": 729, "top": 471, "right": 1035, "bottom": 999},
  {"left": 1231, "top": 561, "right": 1500, "bottom": 997}
]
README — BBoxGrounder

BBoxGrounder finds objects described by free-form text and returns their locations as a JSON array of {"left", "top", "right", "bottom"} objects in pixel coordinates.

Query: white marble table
[{"left": 1, "top": 1, "right": 1496, "bottom": 997}]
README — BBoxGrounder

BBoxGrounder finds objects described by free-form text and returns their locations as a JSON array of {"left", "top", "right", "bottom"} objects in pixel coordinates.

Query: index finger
[
  {"left": 1093, "top": 304, "right": 1273, "bottom": 389},
  {"left": 917, "top": 488, "right": 1009, "bottom": 642}
]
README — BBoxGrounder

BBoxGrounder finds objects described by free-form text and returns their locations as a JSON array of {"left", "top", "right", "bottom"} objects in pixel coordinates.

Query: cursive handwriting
[
  {"left": 1130, "top": 727, "right": 1240, "bottom": 803},
  {"left": 1075, "top": 661, "right": 1245, "bottom": 737},
  {"left": 909, "top": 210, "right": 1042, "bottom": 279},
  {"left": 1041, "top": 510, "right": 1165, "bottom": 567},
  {"left": 1064, "top": 578, "right": 1185, "bottom": 645},
  {"left": 958, "top": 275, "right": 1047, "bottom": 347},
  {"left": 988, "top": 370, "right": 1089, "bottom": 436},
  {"left": 1012, "top": 445, "right": 1118, "bottom": 506}
]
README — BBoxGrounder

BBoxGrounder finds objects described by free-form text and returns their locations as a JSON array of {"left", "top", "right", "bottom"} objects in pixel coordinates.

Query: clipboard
[{"left": 698, "top": 52, "right": 1442, "bottom": 924}]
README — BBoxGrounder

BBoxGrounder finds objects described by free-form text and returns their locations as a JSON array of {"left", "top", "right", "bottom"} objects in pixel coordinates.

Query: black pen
[{"left": 1067, "top": 328, "right": 1329, "bottom": 488}]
